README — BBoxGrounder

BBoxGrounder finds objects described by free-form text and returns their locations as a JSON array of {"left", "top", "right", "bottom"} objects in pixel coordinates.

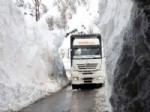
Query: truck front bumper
[
  {"left": 71, "top": 70, "right": 105, "bottom": 85},
  {"left": 72, "top": 77, "right": 104, "bottom": 85}
]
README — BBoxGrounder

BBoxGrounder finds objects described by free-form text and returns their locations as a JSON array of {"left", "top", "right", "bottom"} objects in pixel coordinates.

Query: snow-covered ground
[{"left": 0, "top": 0, "right": 68, "bottom": 111}]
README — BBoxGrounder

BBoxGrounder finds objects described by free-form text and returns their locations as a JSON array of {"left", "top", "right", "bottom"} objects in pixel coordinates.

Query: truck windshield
[{"left": 73, "top": 46, "right": 101, "bottom": 59}]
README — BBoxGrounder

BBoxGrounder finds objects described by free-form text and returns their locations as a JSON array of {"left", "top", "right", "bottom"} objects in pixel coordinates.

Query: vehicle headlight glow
[
  {"left": 73, "top": 77, "right": 79, "bottom": 80},
  {"left": 98, "top": 76, "right": 102, "bottom": 79}
]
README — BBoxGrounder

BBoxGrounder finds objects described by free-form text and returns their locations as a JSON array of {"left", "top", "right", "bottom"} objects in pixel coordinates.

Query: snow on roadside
[{"left": 0, "top": 0, "right": 68, "bottom": 111}]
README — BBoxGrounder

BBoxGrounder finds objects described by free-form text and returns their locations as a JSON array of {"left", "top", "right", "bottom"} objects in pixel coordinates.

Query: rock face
[{"left": 110, "top": 1, "right": 150, "bottom": 112}]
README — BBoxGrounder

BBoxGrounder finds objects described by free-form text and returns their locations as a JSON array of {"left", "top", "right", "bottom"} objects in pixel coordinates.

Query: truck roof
[
  {"left": 70, "top": 34, "right": 101, "bottom": 39},
  {"left": 73, "top": 38, "right": 100, "bottom": 46}
]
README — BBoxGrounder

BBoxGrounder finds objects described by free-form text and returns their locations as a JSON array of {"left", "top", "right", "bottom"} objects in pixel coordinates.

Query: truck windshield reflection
[{"left": 73, "top": 46, "right": 101, "bottom": 59}]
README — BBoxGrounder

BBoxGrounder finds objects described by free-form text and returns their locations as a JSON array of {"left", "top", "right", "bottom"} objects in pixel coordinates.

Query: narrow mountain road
[{"left": 21, "top": 86, "right": 110, "bottom": 112}]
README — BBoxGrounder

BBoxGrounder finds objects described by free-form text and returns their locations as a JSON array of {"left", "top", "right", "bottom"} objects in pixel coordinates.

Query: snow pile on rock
[
  {"left": 0, "top": 0, "right": 68, "bottom": 111},
  {"left": 98, "top": 0, "right": 150, "bottom": 112}
]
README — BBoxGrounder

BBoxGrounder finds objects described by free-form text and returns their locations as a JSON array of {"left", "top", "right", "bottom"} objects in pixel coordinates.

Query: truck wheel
[
  {"left": 72, "top": 85, "right": 77, "bottom": 89},
  {"left": 96, "top": 84, "right": 100, "bottom": 88},
  {"left": 96, "top": 84, "right": 102, "bottom": 88}
]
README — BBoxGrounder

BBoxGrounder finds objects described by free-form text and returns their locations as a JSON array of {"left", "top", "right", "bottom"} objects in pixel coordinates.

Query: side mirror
[
  {"left": 102, "top": 51, "right": 105, "bottom": 58},
  {"left": 102, "top": 56, "right": 105, "bottom": 58},
  {"left": 68, "top": 48, "right": 71, "bottom": 59}
]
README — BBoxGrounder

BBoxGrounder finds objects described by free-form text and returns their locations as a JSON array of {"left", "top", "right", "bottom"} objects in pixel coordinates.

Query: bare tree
[{"left": 32, "top": 0, "right": 41, "bottom": 21}]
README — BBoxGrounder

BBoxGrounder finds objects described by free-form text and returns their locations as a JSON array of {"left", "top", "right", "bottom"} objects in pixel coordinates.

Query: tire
[
  {"left": 72, "top": 85, "right": 78, "bottom": 89},
  {"left": 96, "top": 84, "right": 100, "bottom": 88},
  {"left": 96, "top": 84, "right": 103, "bottom": 88}
]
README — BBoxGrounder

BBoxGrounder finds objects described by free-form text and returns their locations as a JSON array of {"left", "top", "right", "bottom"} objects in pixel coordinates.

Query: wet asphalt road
[{"left": 21, "top": 86, "right": 109, "bottom": 112}]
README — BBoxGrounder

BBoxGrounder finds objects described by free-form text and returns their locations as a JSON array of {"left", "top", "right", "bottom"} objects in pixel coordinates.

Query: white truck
[{"left": 70, "top": 34, "right": 105, "bottom": 89}]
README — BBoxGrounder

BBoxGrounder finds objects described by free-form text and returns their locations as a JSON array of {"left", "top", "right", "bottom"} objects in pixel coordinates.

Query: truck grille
[
  {"left": 83, "top": 78, "right": 93, "bottom": 80},
  {"left": 83, "top": 78, "right": 93, "bottom": 83},
  {"left": 78, "top": 71, "right": 93, "bottom": 75},
  {"left": 82, "top": 72, "right": 93, "bottom": 75},
  {"left": 77, "top": 63, "right": 98, "bottom": 70}
]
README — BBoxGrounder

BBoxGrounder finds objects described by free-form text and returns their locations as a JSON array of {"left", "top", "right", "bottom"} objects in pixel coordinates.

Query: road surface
[{"left": 21, "top": 86, "right": 110, "bottom": 112}]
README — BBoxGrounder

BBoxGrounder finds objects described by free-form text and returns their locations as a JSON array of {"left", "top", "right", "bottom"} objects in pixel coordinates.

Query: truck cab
[{"left": 70, "top": 34, "right": 105, "bottom": 89}]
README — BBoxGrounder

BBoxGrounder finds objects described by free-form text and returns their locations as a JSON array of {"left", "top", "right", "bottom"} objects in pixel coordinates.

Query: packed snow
[{"left": 0, "top": 0, "right": 68, "bottom": 111}]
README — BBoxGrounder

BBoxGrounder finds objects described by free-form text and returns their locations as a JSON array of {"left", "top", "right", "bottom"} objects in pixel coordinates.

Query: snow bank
[
  {"left": 98, "top": 0, "right": 133, "bottom": 82},
  {"left": 98, "top": 0, "right": 150, "bottom": 112},
  {"left": 97, "top": 0, "right": 133, "bottom": 111},
  {"left": 0, "top": 0, "right": 68, "bottom": 111}
]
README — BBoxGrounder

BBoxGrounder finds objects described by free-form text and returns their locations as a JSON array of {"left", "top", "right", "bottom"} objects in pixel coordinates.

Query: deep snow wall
[
  {"left": 0, "top": 0, "right": 68, "bottom": 111},
  {"left": 110, "top": 1, "right": 150, "bottom": 112},
  {"left": 98, "top": 0, "right": 133, "bottom": 111},
  {"left": 99, "top": 0, "right": 150, "bottom": 112}
]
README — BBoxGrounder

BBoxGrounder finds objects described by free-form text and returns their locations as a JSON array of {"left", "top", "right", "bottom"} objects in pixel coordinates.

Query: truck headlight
[
  {"left": 98, "top": 76, "right": 102, "bottom": 79},
  {"left": 73, "top": 77, "right": 79, "bottom": 80}
]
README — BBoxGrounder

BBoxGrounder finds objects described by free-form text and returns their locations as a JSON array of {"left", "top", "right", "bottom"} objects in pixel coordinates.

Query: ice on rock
[{"left": 98, "top": 0, "right": 150, "bottom": 112}]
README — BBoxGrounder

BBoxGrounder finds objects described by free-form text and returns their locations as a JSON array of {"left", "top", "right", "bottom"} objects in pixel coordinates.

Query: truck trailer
[{"left": 70, "top": 34, "right": 105, "bottom": 89}]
